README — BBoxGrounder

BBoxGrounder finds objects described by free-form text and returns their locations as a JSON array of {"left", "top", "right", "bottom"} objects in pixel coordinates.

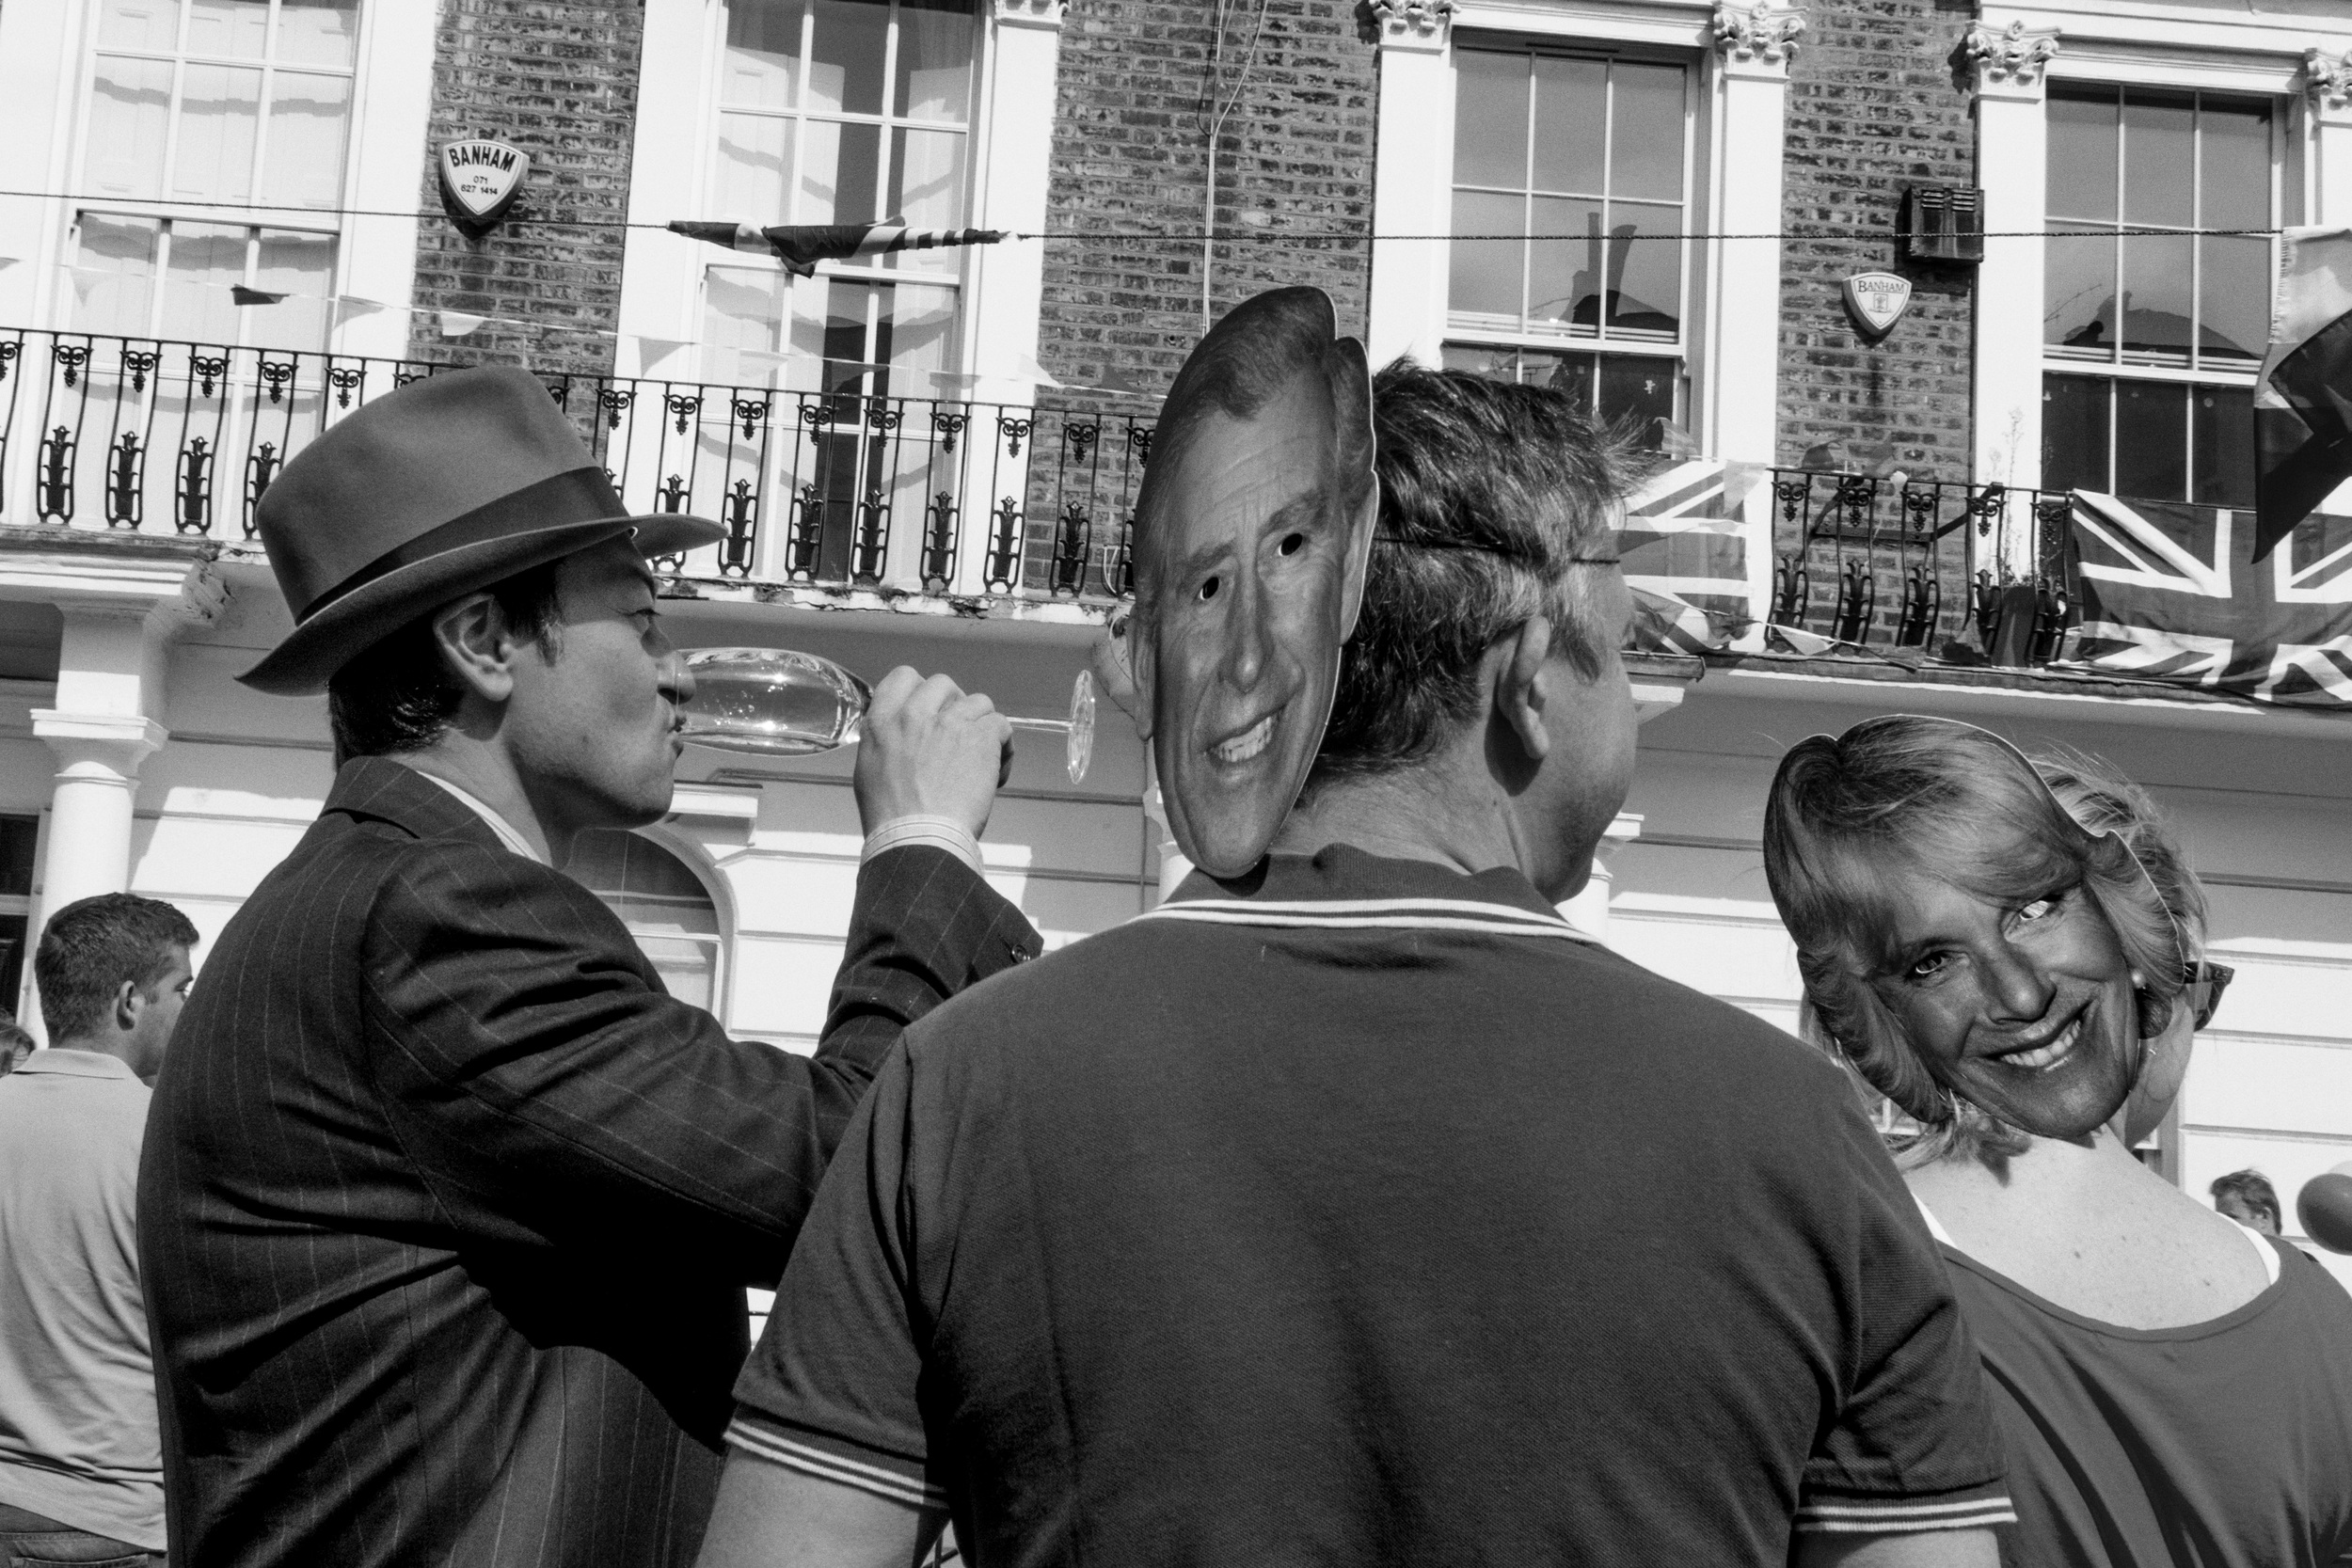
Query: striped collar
[{"left": 1134, "top": 846, "right": 1597, "bottom": 944}]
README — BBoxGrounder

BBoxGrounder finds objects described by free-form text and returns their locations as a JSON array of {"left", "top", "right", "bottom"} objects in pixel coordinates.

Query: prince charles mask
[{"left": 1128, "top": 287, "right": 1378, "bottom": 880}]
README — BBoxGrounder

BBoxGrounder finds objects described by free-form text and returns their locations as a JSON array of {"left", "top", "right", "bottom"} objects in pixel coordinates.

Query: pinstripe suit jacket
[{"left": 139, "top": 758, "right": 1041, "bottom": 1568}]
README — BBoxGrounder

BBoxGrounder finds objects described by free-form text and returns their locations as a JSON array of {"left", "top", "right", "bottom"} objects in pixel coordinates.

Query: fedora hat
[{"left": 239, "top": 366, "right": 723, "bottom": 695}]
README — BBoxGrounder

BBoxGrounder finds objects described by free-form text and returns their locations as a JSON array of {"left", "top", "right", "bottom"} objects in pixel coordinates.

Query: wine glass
[{"left": 679, "top": 647, "right": 1098, "bottom": 786}]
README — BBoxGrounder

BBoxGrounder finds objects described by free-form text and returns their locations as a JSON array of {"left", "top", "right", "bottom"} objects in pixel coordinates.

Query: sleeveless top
[{"left": 1920, "top": 1202, "right": 2352, "bottom": 1567}]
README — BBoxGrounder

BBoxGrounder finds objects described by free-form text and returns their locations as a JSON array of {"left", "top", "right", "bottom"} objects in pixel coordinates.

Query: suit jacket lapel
[{"left": 323, "top": 756, "right": 509, "bottom": 855}]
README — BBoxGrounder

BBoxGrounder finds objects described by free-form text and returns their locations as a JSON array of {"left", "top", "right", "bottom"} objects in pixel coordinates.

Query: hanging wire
[{"left": 0, "top": 186, "right": 2296, "bottom": 243}]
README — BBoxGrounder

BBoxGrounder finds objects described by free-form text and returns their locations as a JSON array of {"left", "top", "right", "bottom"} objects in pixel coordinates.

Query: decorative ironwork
[
  {"left": 120, "top": 348, "right": 159, "bottom": 395},
  {"left": 37, "top": 426, "right": 75, "bottom": 522},
  {"left": 191, "top": 355, "right": 228, "bottom": 399},
  {"left": 931, "top": 410, "right": 967, "bottom": 454},
  {"left": 657, "top": 473, "right": 689, "bottom": 513},
  {"left": 984, "top": 498, "right": 1023, "bottom": 593},
  {"left": 0, "top": 341, "right": 19, "bottom": 384},
  {"left": 1897, "top": 562, "right": 1939, "bottom": 646},
  {"left": 1049, "top": 503, "right": 1091, "bottom": 597},
  {"left": 732, "top": 396, "right": 769, "bottom": 441},
  {"left": 799, "top": 400, "right": 837, "bottom": 430},
  {"left": 105, "top": 432, "right": 144, "bottom": 529},
  {"left": 1102, "top": 515, "right": 1136, "bottom": 598},
  {"left": 599, "top": 387, "right": 634, "bottom": 428},
  {"left": 245, "top": 441, "right": 280, "bottom": 534},
  {"left": 1967, "top": 481, "right": 2007, "bottom": 538},
  {"left": 54, "top": 343, "right": 89, "bottom": 389},
  {"left": 258, "top": 358, "right": 295, "bottom": 404},
  {"left": 1127, "top": 425, "right": 1152, "bottom": 465},
  {"left": 1772, "top": 552, "right": 1808, "bottom": 626},
  {"left": 722, "top": 480, "right": 758, "bottom": 578},
  {"left": 543, "top": 380, "right": 568, "bottom": 408},
  {"left": 866, "top": 404, "right": 901, "bottom": 434},
  {"left": 1832, "top": 558, "right": 1875, "bottom": 644},
  {"left": 327, "top": 364, "right": 365, "bottom": 409},
  {"left": 921, "top": 492, "right": 959, "bottom": 593},
  {"left": 852, "top": 487, "right": 890, "bottom": 584},
  {"left": 1065, "top": 421, "right": 1100, "bottom": 466},
  {"left": 785, "top": 483, "right": 825, "bottom": 581},
  {"left": 997, "top": 416, "right": 1033, "bottom": 459},
  {"left": 176, "top": 438, "right": 213, "bottom": 535},
  {"left": 664, "top": 392, "right": 701, "bottom": 435}
]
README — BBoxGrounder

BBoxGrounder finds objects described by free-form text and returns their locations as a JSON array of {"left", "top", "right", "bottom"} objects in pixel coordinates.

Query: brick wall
[
  {"left": 1035, "top": 0, "right": 1379, "bottom": 405},
  {"left": 1775, "top": 0, "right": 1978, "bottom": 480},
  {"left": 405, "top": 0, "right": 644, "bottom": 376}
]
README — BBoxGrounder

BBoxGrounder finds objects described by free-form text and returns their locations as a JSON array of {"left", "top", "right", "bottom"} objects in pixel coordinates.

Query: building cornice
[
  {"left": 1370, "top": 0, "right": 1454, "bottom": 50},
  {"left": 1965, "top": 18, "right": 2062, "bottom": 95},
  {"left": 2309, "top": 45, "right": 2352, "bottom": 113},
  {"left": 1712, "top": 0, "right": 1805, "bottom": 72}
]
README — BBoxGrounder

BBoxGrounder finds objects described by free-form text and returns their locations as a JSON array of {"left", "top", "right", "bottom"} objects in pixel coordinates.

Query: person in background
[
  {"left": 141, "top": 368, "right": 1040, "bottom": 1568},
  {"left": 1765, "top": 716, "right": 2352, "bottom": 1566},
  {"left": 2212, "top": 1169, "right": 2283, "bottom": 1236},
  {"left": 0, "top": 894, "right": 199, "bottom": 1568},
  {"left": 0, "top": 1011, "right": 34, "bottom": 1074},
  {"left": 695, "top": 350, "right": 2010, "bottom": 1566}
]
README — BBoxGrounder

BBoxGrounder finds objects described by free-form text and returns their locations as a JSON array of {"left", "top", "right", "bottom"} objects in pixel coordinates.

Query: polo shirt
[
  {"left": 0, "top": 1049, "right": 165, "bottom": 1551},
  {"left": 731, "top": 846, "right": 2012, "bottom": 1564}
]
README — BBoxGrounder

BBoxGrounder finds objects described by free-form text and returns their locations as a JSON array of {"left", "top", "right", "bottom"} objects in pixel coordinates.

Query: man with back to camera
[
  {"left": 139, "top": 367, "right": 1042, "bottom": 1568},
  {"left": 2212, "top": 1169, "right": 2283, "bottom": 1235},
  {"left": 0, "top": 894, "right": 198, "bottom": 1568},
  {"left": 693, "top": 300, "right": 2011, "bottom": 1565}
]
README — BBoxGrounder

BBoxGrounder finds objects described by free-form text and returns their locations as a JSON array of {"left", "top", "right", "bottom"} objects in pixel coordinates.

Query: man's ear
[
  {"left": 1089, "top": 619, "right": 1144, "bottom": 735},
  {"left": 431, "top": 592, "right": 521, "bottom": 705},
  {"left": 1494, "top": 616, "right": 1554, "bottom": 764},
  {"left": 1336, "top": 474, "right": 1379, "bottom": 644},
  {"left": 113, "top": 978, "right": 142, "bottom": 1035},
  {"left": 1125, "top": 611, "right": 1156, "bottom": 742}
]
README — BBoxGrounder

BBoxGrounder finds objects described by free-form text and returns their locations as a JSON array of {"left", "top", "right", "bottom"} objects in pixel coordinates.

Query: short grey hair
[{"left": 1311, "top": 362, "right": 1634, "bottom": 783}]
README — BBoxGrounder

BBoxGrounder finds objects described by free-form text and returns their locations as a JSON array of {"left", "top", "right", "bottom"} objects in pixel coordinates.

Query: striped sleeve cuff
[
  {"left": 1793, "top": 1484, "right": 2016, "bottom": 1535},
  {"left": 724, "top": 1413, "right": 946, "bottom": 1512},
  {"left": 863, "top": 816, "right": 983, "bottom": 873}
]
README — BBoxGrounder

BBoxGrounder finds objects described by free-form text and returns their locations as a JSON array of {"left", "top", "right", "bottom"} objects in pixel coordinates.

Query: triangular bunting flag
[
  {"left": 2253, "top": 226, "right": 2352, "bottom": 562},
  {"left": 669, "top": 217, "right": 1009, "bottom": 277}
]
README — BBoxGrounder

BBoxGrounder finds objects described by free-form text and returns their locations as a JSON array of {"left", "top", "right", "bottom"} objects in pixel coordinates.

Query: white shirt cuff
[{"left": 861, "top": 816, "right": 982, "bottom": 873}]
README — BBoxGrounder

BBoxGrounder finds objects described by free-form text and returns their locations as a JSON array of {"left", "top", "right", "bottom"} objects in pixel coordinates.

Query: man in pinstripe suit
[{"left": 139, "top": 368, "right": 1040, "bottom": 1568}]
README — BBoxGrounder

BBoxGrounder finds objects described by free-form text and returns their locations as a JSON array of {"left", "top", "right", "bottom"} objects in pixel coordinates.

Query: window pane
[
  {"left": 71, "top": 214, "right": 161, "bottom": 337},
  {"left": 1597, "top": 353, "right": 1676, "bottom": 444},
  {"left": 872, "top": 279, "right": 956, "bottom": 379},
  {"left": 1528, "top": 195, "right": 1600, "bottom": 330},
  {"left": 175, "top": 63, "right": 262, "bottom": 203},
  {"left": 787, "top": 273, "right": 845, "bottom": 372},
  {"left": 2044, "top": 222, "right": 2116, "bottom": 354},
  {"left": 800, "top": 119, "right": 881, "bottom": 227},
  {"left": 807, "top": 0, "right": 888, "bottom": 116},
  {"left": 2046, "top": 89, "right": 2117, "bottom": 223},
  {"left": 262, "top": 71, "right": 351, "bottom": 208},
  {"left": 1530, "top": 350, "right": 1592, "bottom": 399},
  {"left": 1606, "top": 201, "right": 1681, "bottom": 338},
  {"left": 635, "top": 937, "right": 716, "bottom": 1010},
  {"left": 1452, "top": 51, "right": 1527, "bottom": 190},
  {"left": 2122, "top": 92, "right": 2193, "bottom": 229},
  {"left": 87, "top": 55, "right": 173, "bottom": 200},
  {"left": 186, "top": 0, "right": 269, "bottom": 58},
  {"left": 2191, "top": 385, "right": 2255, "bottom": 509},
  {"left": 715, "top": 112, "right": 793, "bottom": 216},
  {"left": 706, "top": 264, "right": 790, "bottom": 356},
  {"left": 98, "top": 0, "right": 179, "bottom": 51},
  {"left": 887, "top": 127, "right": 965, "bottom": 259},
  {"left": 2199, "top": 236, "right": 2268, "bottom": 366},
  {"left": 1447, "top": 188, "right": 1522, "bottom": 320},
  {"left": 2113, "top": 379, "right": 2186, "bottom": 501},
  {"left": 162, "top": 222, "right": 246, "bottom": 345},
  {"left": 723, "top": 0, "right": 801, "bottom": 108},
  {"left": 1440, "top": 341, "right": 1521, "bottom": 380},
  {"left": 2041, "top": 373, "right": 2109, "bottom": 494},
  {"left": 1608, "top": 62, "right": 1684, "bottom": 202},
  {"left": 2118, "top": 230, "right": 2191, "bottom": 359},
  {"left": 1528, "top": 56, "right": 1603, "bottom": 195},
  {"left": 254, "top": 229, "right": 334, "bottom": 348},
  {"left": 278, "top": 0, "right": 359, "bottom": 68},
  {"left": 895, "top": 0, "right": 973, "bottom": 121}
]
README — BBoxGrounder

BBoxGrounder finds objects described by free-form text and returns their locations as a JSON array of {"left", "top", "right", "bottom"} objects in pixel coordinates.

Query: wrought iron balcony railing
[
  {"left": 0, "top": 329, "right": 2096, "bottom": 675},
  {"left": 1763, "top": 467, "right": 2079, "bottom": 671},
  {"left": 0, "top": 328, "right": 1149, "bottom": 605}
]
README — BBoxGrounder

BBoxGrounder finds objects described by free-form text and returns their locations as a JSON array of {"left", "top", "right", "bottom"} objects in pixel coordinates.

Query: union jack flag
[
  {"left": 1617, "top": 459, "right": 1769, "bottom": 655},
  {"left": 2062, "top": 492, "right": 2352, "bottom": 707}
]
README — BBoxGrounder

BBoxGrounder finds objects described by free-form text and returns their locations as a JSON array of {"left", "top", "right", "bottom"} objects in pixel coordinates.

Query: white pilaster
[
  {"left": 12, "top": 555, "right": 223, "bottom": 974},
  {"left": 2309, "top": 48, "right": 2352, "bottom": 227},
  {"left": 1966, "top": 21, "right": 2059, "bottom": 507},
  {"left": 1364, "top": 0, "right": 1457, "bottom": 371},
  {"left": 966, "top": 0, "right": 1069, "bottom": 404},
  {"left": 1703, "top": 2, "right": 1804, "bottom": 467},
  {"left": 1559, "top": 813, "right": 1643, "bottom": 942}
]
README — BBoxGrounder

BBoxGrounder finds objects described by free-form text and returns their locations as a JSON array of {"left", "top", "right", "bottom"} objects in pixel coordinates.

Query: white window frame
[
  {"left": 1969, "top": 0, "right": 2349, "bottom": 498},
  {"left": 0, "top": 0, "right": 435, "bottom": 361},
  {"left": 1438, "top": 36, "right": 1700, "bottom": 435}
]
